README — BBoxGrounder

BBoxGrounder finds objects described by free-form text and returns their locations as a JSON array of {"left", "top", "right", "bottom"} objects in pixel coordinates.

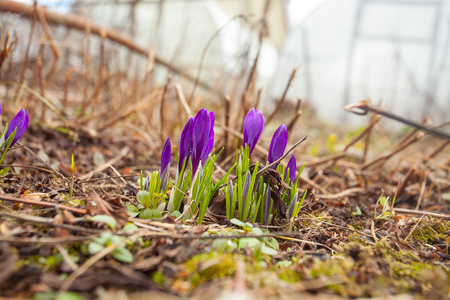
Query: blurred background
[{"left": 2, "top": 0, "right": 450, "bottom": 129}]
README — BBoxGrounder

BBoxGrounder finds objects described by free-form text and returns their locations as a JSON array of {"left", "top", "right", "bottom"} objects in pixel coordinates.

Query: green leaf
[
  {"left": 230, "top": 218, "right": 246, "bottom": 227},
  {"left": 265, "top": 237, "right": 279, "bottom": 250},
  {"left": 56, "top": 292, "right": 84, "bottom": 300},
  {"left": 171, "top": 211, "right": 182, "bottom": 218},
  {"left": 139, "top": 208, "right": 153, "bottom": 219},
  {"left": 34, "top": 291, "right": 84, "bottom": 300},
  {"left": 261, "top": 244, "right": 278, "bottom": 256},
  {"left": 90, "top": 215, "right": 116, "bottom": 230},
  {"left": 238, "top": 238, "right": 261, "bottom": 250},
  {"left": 109, "top": 235, "right": 122, "bottom": 245},
  {"left": 351, "top": 206, "right": 362, "bottom": 216},
  {"left": 126, "top": 204, "right": 139, "bottom": 217},
  {"left": 137, "top": 190, "right": 152, "bottom": 207},
  {"left": 379, "top": 196, "right": 388, "bottom": 206},
  {"left": 151, "top": 209, "right": 162, "bottom": 218},
  {"left": 212, "top": 238, "right": 237, "bottom": 251},
  {"left": 123, "top": 222, "right": 138, "bottom": 231},
  {"left": 112, "top": 247, "right": 133, "bottom": 263},
  {"left": 87, "top": 242, "right": 104, "bottom": 255},
  {"left": 156, "top": 202, "right": 165, "bottom": 212},
  {"left": 251, "top": 227, "right": 263, "bottom": 235}
]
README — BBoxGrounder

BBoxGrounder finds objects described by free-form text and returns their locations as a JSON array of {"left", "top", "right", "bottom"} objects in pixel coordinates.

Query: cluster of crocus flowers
[
  {"left": 178, "top": 108, "right": 214, "bottom": 175},
  {"left": 1, "top": 105, "right": 29, "bottom": 148},
  {"left": 240, "top": 107, "right": 304, "bottom": 224}
]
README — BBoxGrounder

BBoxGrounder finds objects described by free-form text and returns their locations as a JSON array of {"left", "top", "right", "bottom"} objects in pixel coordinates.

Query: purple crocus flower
[
  {"left": 178, "top": 109, "right": 215, "bottom": 175},
  {"left": 268, "top": 124, "right": 288, "bottom": 167},
  {"left": 178, "top": 118, "right": 193, "bottom": 172},
  {"left": 160, "top": 138, "right": 171, "bottom": 191},
  {"left": 285, "top": 153, "right": 296, "bottom": 183},
  {"left": 5, "top": 108, "right": 29, "bottom": 147},
  {"left": 191, "top": 109, "right": 213, "bottom": 174},
  {"left": 243, "top": 108, "right": 264, "bottom": 156},
  {"left": 200, "top": 111, "right": 214, "bottom": 165},
  {"left": 161, "top": 138, "right": 171, "bottom": 173}
]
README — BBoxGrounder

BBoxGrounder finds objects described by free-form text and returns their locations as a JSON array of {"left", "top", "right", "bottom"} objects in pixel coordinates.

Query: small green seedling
[
  {"left": 227, "top": 218, "right": 279, "bottom": 256},
  {"left": 374, "top": 194, "right": 396, "bottom": 220},
  {"left": 135, "top": 190, "right": 164, "bottom": 219},
  {"left": 87, "top": 231, "right": 133, "bottom": 263},
  {"left": 352, "top": 206, "right": 362, "bottom": 216}
]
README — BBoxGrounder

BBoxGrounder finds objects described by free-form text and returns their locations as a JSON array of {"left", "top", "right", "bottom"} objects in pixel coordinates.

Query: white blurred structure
[
  {"left": 275, "top": 0, "right": 450, "bottom": 125},
  {"left": 71, "top": 0, "right": 288, "bottom": 101}
]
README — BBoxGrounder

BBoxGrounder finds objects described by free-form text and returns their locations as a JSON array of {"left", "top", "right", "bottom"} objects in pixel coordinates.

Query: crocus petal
[
  {"left": 285, "top": 153, "right": 296, "bottom": 183},
  {"left": 6, "top": 109, "right": 29, "bottom": 147},
  {"left": 191, "top": 109, "right": 211, "bottom": 174},
  {"left": 268, "top": 124, "right": 288, "bottom": 167},
  {"left": 243, "top": 108, "right": 264, "bottom": 156},
  {"left": 200, "top": 111, "right": 214, "bottom": 165},
  {"left": 179, "top": 118, "right": 193, "bottom": 171},
  {"left": 161, "top": 138, "right": 171, "bottom": 174}
]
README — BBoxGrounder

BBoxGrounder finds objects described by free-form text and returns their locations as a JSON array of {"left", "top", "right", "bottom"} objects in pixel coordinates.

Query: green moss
[
  {"left": 182, "top": 251, "right": 237, "bottom": 287},
  {"left": 278, "top": 268, "right": 301, "bottom": 283},
  {"left": 410, "top": 219, "right": 450, "bottom": 244}
]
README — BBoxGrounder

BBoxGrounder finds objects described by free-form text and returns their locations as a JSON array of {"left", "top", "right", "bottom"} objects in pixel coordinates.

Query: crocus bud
[
  {"left": 191, "top": 109, "right": 212, "bottom": 175},
  {"left": 144, "top": 176, "right": 150, "bottom": 191},
  {"left": 228, "top": 181, "right": 234, "bottom": 208},
  {"left": 6, "top": 108, "right": 29, "bottom": 147},
  {"left": 243, "top": 108, "right": 264, "bottom": 156},
  {"left": 179, "top": 118, "right": 193, "bottom": 172},
  {"left": 160, "top": 138, "right": 171, "bottom": 191},
  {"left": 200, "top": 111, "right": 214, "bottom": 165},
  {"left": 288, "top": 191, "right": 299, "bottom": 219},
  {"left": 285, "top": 153, "right": 296, "bottom": 183},
  {"left": 263, "top": 186, "right": 271, "bottom": 225},
  {"left": 268, "top": 124, "right": 288, "bottom": 167},
  {"left": 241, "top": 171, "right": 252, "bottom": 217}
]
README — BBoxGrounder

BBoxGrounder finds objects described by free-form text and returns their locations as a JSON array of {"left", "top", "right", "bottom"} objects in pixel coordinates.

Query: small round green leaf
[
  {"left": 89, "top": 215, "right": 116, "bottom": 230},
  {"left": 139, "top": 208, "right": 153, "bottom": 219},
  {"left": 137, "top": 190, "right": 152, "bottom": 207},
  {"left": 87, "top": 242, "right": 105, "bottom": 255},
  {"left": 112, "top": 247, "right": 133, "bottom": 263}
]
